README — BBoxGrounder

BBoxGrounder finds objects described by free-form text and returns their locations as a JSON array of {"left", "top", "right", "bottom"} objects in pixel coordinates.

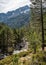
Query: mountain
[{"left": 0, "top": 5, "right": 30, "bottom": 28}]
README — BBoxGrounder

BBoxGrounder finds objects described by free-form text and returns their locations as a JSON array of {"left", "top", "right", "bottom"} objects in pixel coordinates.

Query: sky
[{"left": 0, "top": 0, "right": 31, "bottom": 13}]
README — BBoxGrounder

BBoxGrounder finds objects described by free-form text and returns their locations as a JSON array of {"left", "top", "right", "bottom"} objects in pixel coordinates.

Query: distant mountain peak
[{"left": 0, "top": 5, "right": 30, "bottom": 28}]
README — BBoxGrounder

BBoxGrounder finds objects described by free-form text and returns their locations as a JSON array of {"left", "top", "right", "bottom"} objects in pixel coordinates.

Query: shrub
[{"left": 18, "top": 51, "right": 29, "bottom": 57}]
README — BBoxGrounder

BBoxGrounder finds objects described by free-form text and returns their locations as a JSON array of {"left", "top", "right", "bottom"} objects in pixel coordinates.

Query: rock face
[
  {"left": 0, "top": 5, "right": 30, "bottom": 28},
  {"left": 21, "top": 38, "right": 29, "bottom": 50},
  {"left": 15, "top": 38, "right": 29, "bottom": 50}
]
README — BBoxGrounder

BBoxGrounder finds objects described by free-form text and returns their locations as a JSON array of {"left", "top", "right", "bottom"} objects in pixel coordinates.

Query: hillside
[
  {"left": 0, "top": 5, "right": 30, "bottom": 28},
  {"left": 0, "top": 11, "right": 46, "bottom": 65},
  {"left": 0, "top": 50, "right": 46, "bottom": 65},
  {"left": 0, "top": 1, "right": 46, "bottom": 65}
]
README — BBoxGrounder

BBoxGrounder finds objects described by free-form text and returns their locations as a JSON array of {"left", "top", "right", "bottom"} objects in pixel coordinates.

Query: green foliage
[
  {"left": 31, "top": 52, "right": 46, "bottom": 65},
  {"left": 0, "top": 50, "right": 32, "bottom": 65},
  {"left": 13, "top": 28, "right": 24, "bottom": 44},
  {"left": 0, "top": 11, "right": 46, "bottom": 65},
  {"left": 21, "top": 22, "right": 41, "bottom": 51},
  {"left": 0, "top": 55, "right": 13, "bottom": 65},
  {"left": 13, "top": 54, "right": 19, "bottom": 62},
  {"left": 0, "top": 23, "right": 24, "bottom": 53},
  {"left": 0, "top": 23, "right": 15, "bottom": 53},
  {"left": 18, "top": 51, "right": 30, "bottom": 57},
  {"left": 0, "top": 51, "right": 46, "bottom": 65},
  {"left": 13, "top": 54, "right": 19, "bottom": 65}
]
